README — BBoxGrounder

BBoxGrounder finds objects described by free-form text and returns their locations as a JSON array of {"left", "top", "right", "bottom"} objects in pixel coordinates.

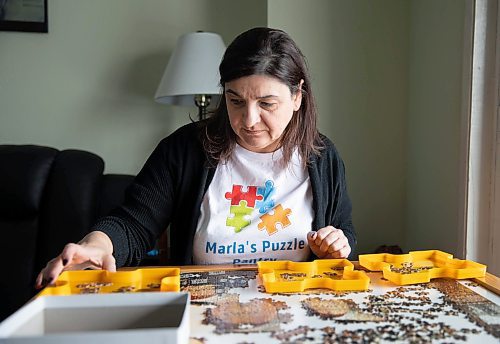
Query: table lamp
[{"left": 154, "top": 31, "right": 226, "bottom": 121}]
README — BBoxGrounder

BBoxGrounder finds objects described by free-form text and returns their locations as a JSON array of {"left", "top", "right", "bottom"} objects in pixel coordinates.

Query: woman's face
[{"left": 225, "top": 74, "right": 302, "bottom": 153}]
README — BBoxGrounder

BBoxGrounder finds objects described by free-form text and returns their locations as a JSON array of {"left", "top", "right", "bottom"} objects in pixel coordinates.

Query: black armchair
[{"left": 0, "top": 145, "right": 134, "bottom": 321}]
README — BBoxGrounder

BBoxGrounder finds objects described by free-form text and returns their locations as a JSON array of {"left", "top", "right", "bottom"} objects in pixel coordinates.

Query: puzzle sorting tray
[
  {"left": 359, "top": 250, "right": 487, "bottom": 285},
  {"left": 0, "top": 293, "right": 190, "bottom": 344},
  {"left": 37, "top": 267, "right": 180, "bottom": 296},
  {"left": 258, "top": 259, "right": 370, "bottom": 293}
]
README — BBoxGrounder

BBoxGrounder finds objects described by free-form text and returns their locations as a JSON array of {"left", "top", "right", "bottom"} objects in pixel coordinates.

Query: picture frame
[{"left": 0, "top": 0, "right": 48, "bottom": 33}]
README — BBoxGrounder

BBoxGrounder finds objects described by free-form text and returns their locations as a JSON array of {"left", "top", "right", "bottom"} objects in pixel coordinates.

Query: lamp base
[{"left": 194, "top": 94, "right": 211, "bottom": 121}]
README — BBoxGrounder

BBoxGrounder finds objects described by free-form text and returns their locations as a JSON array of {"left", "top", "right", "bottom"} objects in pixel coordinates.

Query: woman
[{"left": 37, "top": 27, "right": 356, "bottom": 288}]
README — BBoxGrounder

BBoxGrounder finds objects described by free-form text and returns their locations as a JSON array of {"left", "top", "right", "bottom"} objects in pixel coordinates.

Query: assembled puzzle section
[
  {"left": 258, "top": 259, "right": 370, "bottom": 293},
  {"left": 38, "top": 267, "right": 180, "bottom": 296},
  {"left": 359, "top": 250, "right": 487, "bottom": 285}
]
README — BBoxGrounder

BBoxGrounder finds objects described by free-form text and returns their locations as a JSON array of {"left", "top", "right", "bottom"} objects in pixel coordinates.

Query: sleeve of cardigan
[
  {"left": 93, "top": 136, "right": 176, "bottom": 267},
  {"left": 325, "top": 139, "right": 357, "bottom": 258},
  {"left": 333, "top": 157, "right": 357, "bottom": 258}
]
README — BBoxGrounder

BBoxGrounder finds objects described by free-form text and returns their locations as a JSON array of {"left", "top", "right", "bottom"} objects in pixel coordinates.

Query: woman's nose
[{"left": 243, "top": 104, "right": 260, "bottom": 127}]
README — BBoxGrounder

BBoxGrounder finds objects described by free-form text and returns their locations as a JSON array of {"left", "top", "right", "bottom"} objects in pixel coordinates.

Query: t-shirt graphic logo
[
  {"left": 225, "top": 185, "right": 262, "bottom": 207},
  {"left": 257, "top": 204, "right": 292, "bottom": 235},
  {"left": 224, "top": 181, "right": 292, "bottom": 235},
  {"left": 226, "top": 200, "right": 253, "bottom": 233},
  {"left": 225, "top": 185, "right": 261, "bottom": 232},
  {"left": 256, "top": 180, "right": 275, "bottom": 213}
]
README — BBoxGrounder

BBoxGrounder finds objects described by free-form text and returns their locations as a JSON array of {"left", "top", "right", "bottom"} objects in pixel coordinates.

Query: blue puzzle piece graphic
[{"left": 256, "top": 180, "right": 275, "bottom": 214}]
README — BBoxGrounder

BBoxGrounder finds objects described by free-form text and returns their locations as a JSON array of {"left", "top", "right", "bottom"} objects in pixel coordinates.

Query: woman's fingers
[
  {"left": 308, "top": 226, "right": 351, "bottom": 259},
  {"left": 35, "top": 270, "right": 45, "bottom": 289},
  {"left": 102, "top": 254, "right": 117, "bottom": 272},
  {"left": 35, "top": 242, "right": 113, "bottom": 289},
  {"left": 319, "top": 231, "right": 342, "bottom": 253},
  {"left": 40, "top": 244, "right": 87, "bottom": 286},
  {"left": 35, "top": 256, "right": 64, "bottom": 289},
  {"left": 330, "top": 245, "right": 351, "bottom": 259},
  {"left": 60, "top": 243, "right": 83, "bottom": 266},
  {"left": 315, "top": 226, "right": 341, "bottom": 253},
  {"left": 326, "top": 236, "right": 348, "bottom": 253},
  {"left": 35, "top": 232, "right": 115, "bottom": 290}
]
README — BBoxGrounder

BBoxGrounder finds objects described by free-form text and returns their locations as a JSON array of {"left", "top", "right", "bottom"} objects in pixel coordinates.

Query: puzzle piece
[
  {"left": 225, "top": 185, "right": 263, "bottom": 208},
  {"left": 257, "top": 204, "right": 292, "bottom": 235},
  {"left": 226, "top": 200, "right": 254, "bottom": 233},
  {"left": 256, "top": 180, "right": 276, "bottom": 214}
]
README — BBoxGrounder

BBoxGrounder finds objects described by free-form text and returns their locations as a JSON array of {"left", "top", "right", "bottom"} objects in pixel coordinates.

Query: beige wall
[
  {"left": 269, "top": 0, "right": 410, "bottom": 255},
  {"left": 0, "top": 0, "right": 266, "bottom": 174},
  {"left": 0, "top": 0, "right": 469, "bottom": 256},
  {"left": 269, "top": 0, "right": 468, "bottom": 256},
  {"left": 405, "top": 0, "right": 467, "bottom": 255}
]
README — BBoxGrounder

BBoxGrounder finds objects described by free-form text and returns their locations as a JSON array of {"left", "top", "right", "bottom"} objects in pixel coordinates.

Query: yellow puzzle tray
[
  {"left": 37, "top": 267, "right": 180, "bottom": 297},
  {"left": 359, "top": 250, "right": 487, "bottom": 285},
  {"left": 258, "top": 259, "right": 370, "bottom": 293}
]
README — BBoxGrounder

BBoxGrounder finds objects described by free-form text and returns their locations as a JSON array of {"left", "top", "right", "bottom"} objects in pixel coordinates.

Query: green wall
[{"left": 0, "top": 0, "right": 469, "bottom": 256}]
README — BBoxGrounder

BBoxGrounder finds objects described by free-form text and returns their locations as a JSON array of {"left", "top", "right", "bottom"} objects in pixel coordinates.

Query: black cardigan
[{"left": 94, "top": 122, "right": 356, "bottom": 267}]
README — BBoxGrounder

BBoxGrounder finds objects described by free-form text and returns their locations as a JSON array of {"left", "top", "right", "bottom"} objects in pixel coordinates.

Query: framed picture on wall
[{"left": 0, "top": 0, "right": 48, "bottom": 33}]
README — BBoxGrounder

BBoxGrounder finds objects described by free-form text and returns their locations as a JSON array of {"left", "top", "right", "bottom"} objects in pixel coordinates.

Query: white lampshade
[{"left": 154, "top": 31, "right": 226, "bottom": 106}]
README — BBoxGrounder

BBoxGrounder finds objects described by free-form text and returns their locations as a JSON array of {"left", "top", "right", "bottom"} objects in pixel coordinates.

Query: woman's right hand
[{"left": 35, "top": 231, "right": 116, "bottom": 289}]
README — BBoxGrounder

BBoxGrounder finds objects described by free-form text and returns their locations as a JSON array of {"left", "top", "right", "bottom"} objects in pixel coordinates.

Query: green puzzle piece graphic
[{"left": 226, "top": 200, "right": 253, "bottom": 233}]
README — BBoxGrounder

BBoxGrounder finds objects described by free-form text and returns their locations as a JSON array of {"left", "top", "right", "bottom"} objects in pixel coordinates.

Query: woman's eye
[
  {"left": 230, "top": 99, "right": 243, "bottom": 106},
  {"left": 260, "top": 102, "right": 275, "bottom": 108}
]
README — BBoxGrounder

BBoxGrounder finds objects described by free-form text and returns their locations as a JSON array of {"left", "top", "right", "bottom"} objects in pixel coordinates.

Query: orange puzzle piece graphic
[{"left": 258, "top": 204, "right": 292, "bottom": 235}]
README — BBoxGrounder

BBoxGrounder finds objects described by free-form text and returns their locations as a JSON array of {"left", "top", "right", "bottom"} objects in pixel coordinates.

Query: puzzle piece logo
[
  {"left": 226, "top": 200, "right": 253, "bottom": 233},
  {"left": 258, "top": 204, "right": 292, "bottom": 235},
  {"left": 225, "top": 185, "right": 263, "bottom": 208},
  {"left": 256, "top": 180, "right": 276, "bottom": 214}
]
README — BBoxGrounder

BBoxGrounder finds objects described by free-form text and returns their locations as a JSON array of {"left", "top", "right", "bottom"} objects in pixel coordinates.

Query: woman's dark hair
[{"left": 201, "top": 27, "right": 323, "bottom": 166}]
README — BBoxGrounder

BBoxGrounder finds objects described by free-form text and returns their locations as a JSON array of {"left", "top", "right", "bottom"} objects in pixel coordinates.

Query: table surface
[{"left": 173, "top": 264, "right": 500, "bottom": 343}]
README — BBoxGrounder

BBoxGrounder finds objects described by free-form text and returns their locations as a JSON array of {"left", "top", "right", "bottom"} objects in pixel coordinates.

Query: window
[{"left": 466, "top": 0, "right": 499, "bottom": 276}]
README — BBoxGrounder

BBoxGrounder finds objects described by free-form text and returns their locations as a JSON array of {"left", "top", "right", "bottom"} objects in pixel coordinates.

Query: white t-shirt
[{"left": 193, "top": 144, "right": 313, "bottom": 265}]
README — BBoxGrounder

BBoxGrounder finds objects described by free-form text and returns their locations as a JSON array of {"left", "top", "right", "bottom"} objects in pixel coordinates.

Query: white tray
[{"left": 0, "top": 292, "right": 190, "bottom": 344}]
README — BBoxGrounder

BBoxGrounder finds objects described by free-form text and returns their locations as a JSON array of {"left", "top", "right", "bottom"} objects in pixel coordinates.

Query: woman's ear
[{"left": 293, "top": 79, "right": 304, "bottom": 111}]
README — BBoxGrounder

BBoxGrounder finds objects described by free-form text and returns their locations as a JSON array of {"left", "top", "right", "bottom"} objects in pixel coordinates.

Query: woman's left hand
[{"left": 307, "top": 226, "right": 351, "bottom": 259}]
